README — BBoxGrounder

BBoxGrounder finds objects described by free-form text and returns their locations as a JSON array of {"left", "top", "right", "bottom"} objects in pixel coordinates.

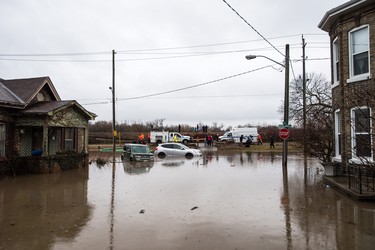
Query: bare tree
[
  {"left": 346, "top": 87, "right": 375, "bottom": 165},
  {"left": 287, "top": 73, "right": 333, "bottom": 162}
]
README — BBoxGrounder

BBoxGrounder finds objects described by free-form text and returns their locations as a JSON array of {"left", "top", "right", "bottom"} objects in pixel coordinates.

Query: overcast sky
[{"left": 0, "top": 0, "right": 345, "bottom": 128}]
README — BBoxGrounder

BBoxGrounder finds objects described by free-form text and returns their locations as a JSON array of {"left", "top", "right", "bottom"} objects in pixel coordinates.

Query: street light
[
  {"left": 246, "top": 44, "right": 290, "bottom": 170},
  {"left": 245, "top": 55, "right": 284, "bottom": 68}
]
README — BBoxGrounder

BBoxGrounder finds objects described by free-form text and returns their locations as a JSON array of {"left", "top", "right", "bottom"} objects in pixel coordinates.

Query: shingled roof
[
  {"left": 0, "top": 76, "right": 96, "bottom": 120},
  {"left": 0, "top": 81, "right": 24, "bottom": 107},
  {"left": 17, "top": 100, "right": 96, "bottom": 120},
  {"left": 0, "top": 76, "right": 60, "bottom": 108}
]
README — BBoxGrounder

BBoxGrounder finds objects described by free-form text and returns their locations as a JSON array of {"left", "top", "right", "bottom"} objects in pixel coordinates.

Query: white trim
[
  {"left": 347, "top": 74, "right": 372, "bottom": 83},
  {"left": 332, "top": 82, "right": 340, "bottom": 89},
  {"left": 348, "top": 25, "right": 370, "bottom": 81},
  {"left": 332, "top": 156, "right": 342, "bottom": 162},
  {"left": 334, "top": 109, "right": 341, "bottom": 157},
  {"left": 349, "top": 158, "right": 374, "bottom": 164},
  {"left": 332, "top": 37, "right": 339, "bottom": 84},
  {"left": 318, "top": 0, "right": 367, "bottom": 30}
]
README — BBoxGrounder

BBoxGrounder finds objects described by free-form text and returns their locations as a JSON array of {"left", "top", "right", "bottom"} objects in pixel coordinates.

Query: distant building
[
  {"left": 319, "top": 0, "right": 375, "bottom": 169},
  {"left": 0, "top": 76, "right": 96, "bottom": 174}
]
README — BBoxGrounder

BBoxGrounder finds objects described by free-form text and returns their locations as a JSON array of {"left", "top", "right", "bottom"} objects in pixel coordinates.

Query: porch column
[
  {"left": 43, "top": 123, "right": 49, "bottom": 156},
  {"left": 84, "top": 127, "right": 88, "bottom": 154}
]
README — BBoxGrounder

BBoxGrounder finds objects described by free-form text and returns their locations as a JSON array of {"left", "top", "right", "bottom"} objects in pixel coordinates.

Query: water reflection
[
  {"left": 161, "top": 160, "right": 185, "bottom": 168},
  {"left": 1, "top": 153, "right": 375, "bottom": 250},
  {"left": 122, "top": 160, "right": 154, "bottom": 175},
  {"left": 219, "top": 151, "right": 279, "bottom": 167},
  {"left": 155, "top": 156, "right": 201, "bottom": 168},
  {"left": 0, "top": 168, "right": 92, "bottom": 250}
]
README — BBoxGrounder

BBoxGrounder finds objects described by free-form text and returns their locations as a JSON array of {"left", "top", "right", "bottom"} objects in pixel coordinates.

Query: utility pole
[
  {"left": 282, "top": 44, "right": 290, "bottom": 171},
  {"left": 112, "top": 50, "right": 116, "bottom": 160},
  {"left": 302, "top": 36, "right": 307, "bottom": 157}
]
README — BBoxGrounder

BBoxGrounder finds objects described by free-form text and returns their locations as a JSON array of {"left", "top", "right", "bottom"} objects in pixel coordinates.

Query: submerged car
[
  {"left": 121, "top": 144, "right": 154, "bottom": 161},
  {"left": 154, "top": 142, "right": 202, "bottom": 159}
]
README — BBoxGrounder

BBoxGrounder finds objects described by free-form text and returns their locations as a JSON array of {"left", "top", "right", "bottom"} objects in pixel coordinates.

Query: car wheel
[
  {"left": 156, "top": 140, "right": 162, "bottom": 144},
  {"left": 158, "top": 152, "right": 166, "bottom": 159},
  {"left": 130, "top": 156, "right": 134, "bottom": 161},
  {"left": 185, "top": 153, "right": 193, "bottom": 159},
  {"left": 182, "top": 140, "right": 188, "bottom": 145}
]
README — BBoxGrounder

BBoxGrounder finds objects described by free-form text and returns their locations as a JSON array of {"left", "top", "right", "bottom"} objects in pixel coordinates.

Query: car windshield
[{"left": 131, "top": 145, "right": 151, "bottom": 153}]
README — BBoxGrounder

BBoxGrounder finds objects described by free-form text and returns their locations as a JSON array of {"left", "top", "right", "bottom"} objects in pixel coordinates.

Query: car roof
[
  {"left": 159, "top": 142, "right": 183, "bottom": 145},
  {"left": 125, "top": 143, "right": 149, "bottom": 147}
]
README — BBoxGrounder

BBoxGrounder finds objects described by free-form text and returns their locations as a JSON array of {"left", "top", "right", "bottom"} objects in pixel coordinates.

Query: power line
[
  {"left": 306, "top": 57, "right": 330, "bottom": 61},
  {"left": 222, "top": 0, "right": 284, "bottom": 57},
  {"left": 118, "top": 65, "right": 273, "bottom": 101},
  {"left": 116, "top": 34, "right": 318, "bottom": 53},
  {"left": 79, "top": 93, "right": 282, "bottom": 104},
  {"left": 0, "top": 51, "right": 111, "bottom": 57},
  {"left": 0, "top": 33, "right": 323, "bottom": 58},
  {"left": 0, "top": 58, "right": 110, "bottom": 62},
  {"left": 133, "top": 93, "right": 282, "bottom": 99},
  {"left": 82, "top": 65, "right": 275, "bottom": 105},
  {"left": 0, "top": 44, "right": 305, "bottom": 63}
]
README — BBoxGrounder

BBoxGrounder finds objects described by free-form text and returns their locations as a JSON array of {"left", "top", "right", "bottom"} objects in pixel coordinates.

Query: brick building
[{"left": 319, "top": 0, "right": 375, "bottom": 169}]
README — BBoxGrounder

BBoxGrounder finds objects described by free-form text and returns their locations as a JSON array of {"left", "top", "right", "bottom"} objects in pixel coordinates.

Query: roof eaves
[
  {"left": 44, "top": 76, "right": 61, "bottom": 101},
  {"left": 318, "top": 0, "right": 369, "bottom": 32},
  {"left": 0, "top": 81, "right": 25, "bottom": 106},
  {"left": 70, "top": 100, "right": 97, "bottom": 120},
  {"left": 51, "top": 100, "right": 97, "bottom": 120},
  {"left": 23, "top": 76, "right": 61, "bottom": 105}
]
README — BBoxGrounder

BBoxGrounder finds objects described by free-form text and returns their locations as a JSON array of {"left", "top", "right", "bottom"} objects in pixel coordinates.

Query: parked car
[
  {"left": 154, "top": 143, "right": 202, "bottom": 159},
  {"left": 121, "top": 144, "right": 154, "bottom": 161}
]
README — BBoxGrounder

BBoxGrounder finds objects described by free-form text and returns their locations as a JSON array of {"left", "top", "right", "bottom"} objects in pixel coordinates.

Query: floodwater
[{"left": 1, "top": 151, "right": 375, "bottom": 250}]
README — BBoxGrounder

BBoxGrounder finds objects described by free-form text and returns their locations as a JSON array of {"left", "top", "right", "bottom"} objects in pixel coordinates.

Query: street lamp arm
[
  {"left": 245, "top": 54, "right": 285, "bottom": 68},
  {"left": 245, "top": 44, "right": 290, "bottom": 169}
]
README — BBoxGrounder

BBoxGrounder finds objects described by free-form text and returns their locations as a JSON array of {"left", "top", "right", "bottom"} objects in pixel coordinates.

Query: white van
[{"left": 219, "top": 127, "right": 258, "bottom": 144}]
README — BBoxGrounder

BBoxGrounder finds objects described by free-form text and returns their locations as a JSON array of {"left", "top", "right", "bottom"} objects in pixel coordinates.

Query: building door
[{"left": 32, "top": 127, "right": 43, "bottom": 152}]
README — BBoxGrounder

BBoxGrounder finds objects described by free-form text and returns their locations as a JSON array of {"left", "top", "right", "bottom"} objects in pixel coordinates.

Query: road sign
[
  {"left": 278, "top": 124, "right": 292, "bottom": 128},
  {"left": 279, "top": 128, "right": 290, "bottom": 140}
]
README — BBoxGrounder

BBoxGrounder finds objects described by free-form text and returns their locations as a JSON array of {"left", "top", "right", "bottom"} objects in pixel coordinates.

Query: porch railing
[{"left": 348, "top": 164, "right": 375, "bottom": 194}]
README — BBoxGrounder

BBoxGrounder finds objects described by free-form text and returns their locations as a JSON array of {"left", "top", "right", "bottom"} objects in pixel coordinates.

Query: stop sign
[{"left": 279, "top": 128, "right": 290, "bottom": 140}]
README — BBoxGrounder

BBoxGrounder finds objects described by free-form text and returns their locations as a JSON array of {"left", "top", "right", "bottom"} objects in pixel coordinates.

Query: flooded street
[{"left": 1, "top": 151, "right": 375, "bottom": 250}]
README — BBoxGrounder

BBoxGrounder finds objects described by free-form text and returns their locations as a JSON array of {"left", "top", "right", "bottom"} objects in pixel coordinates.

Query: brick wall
[{"left": 329, "top": 4, "right": 375, "bottom": 167}]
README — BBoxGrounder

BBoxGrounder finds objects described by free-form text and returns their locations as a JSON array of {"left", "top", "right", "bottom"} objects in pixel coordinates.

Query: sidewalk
[{"left": 323, "top": 175, "right": 375, "bottom": 201}]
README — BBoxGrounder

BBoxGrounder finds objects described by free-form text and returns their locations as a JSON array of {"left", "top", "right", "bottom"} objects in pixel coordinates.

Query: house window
[
  {"left": 335, "top": 110, "right": 341, "bottom": 157},
  {"left": 349, "top": 25, "right": 369, "bottom": 79},
  {"left": 0, "top": 124, "right": 5, "bottom": 157},
  {"left": 62, "top": 128, "right": 77, "bottom": 151},
  {"left": 332, "top": 38, "right": 339, "bottom": 83},
  {"left": 351, "top": 107, "right": 372, "bottom": 158}
]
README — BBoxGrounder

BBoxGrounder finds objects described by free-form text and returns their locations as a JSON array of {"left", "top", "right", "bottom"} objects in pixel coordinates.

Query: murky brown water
[{"left": 1, "top": 151, "right": 375, "bottom": 250}]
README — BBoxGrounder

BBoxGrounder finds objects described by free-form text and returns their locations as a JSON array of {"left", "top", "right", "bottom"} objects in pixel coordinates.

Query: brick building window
[
  {"left": 332, "top": 38, "right": 339, "bottom": 84},
  {"left": 0, "top": 124, "right": 5, "bottom": 157},
  {"left": 334, "top": 110, "right": 341, "bottom": 157},
  {"left": 351, "top": 107, "right": 372, "bottom": 159},
  {"left": 349, "top": 25, "right": 369, "bottom": 79}
]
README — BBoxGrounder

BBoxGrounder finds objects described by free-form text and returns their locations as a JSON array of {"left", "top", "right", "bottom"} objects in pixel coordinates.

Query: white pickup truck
[{"left": 150, "top": 131, "right": 191, "bottom": 145}]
